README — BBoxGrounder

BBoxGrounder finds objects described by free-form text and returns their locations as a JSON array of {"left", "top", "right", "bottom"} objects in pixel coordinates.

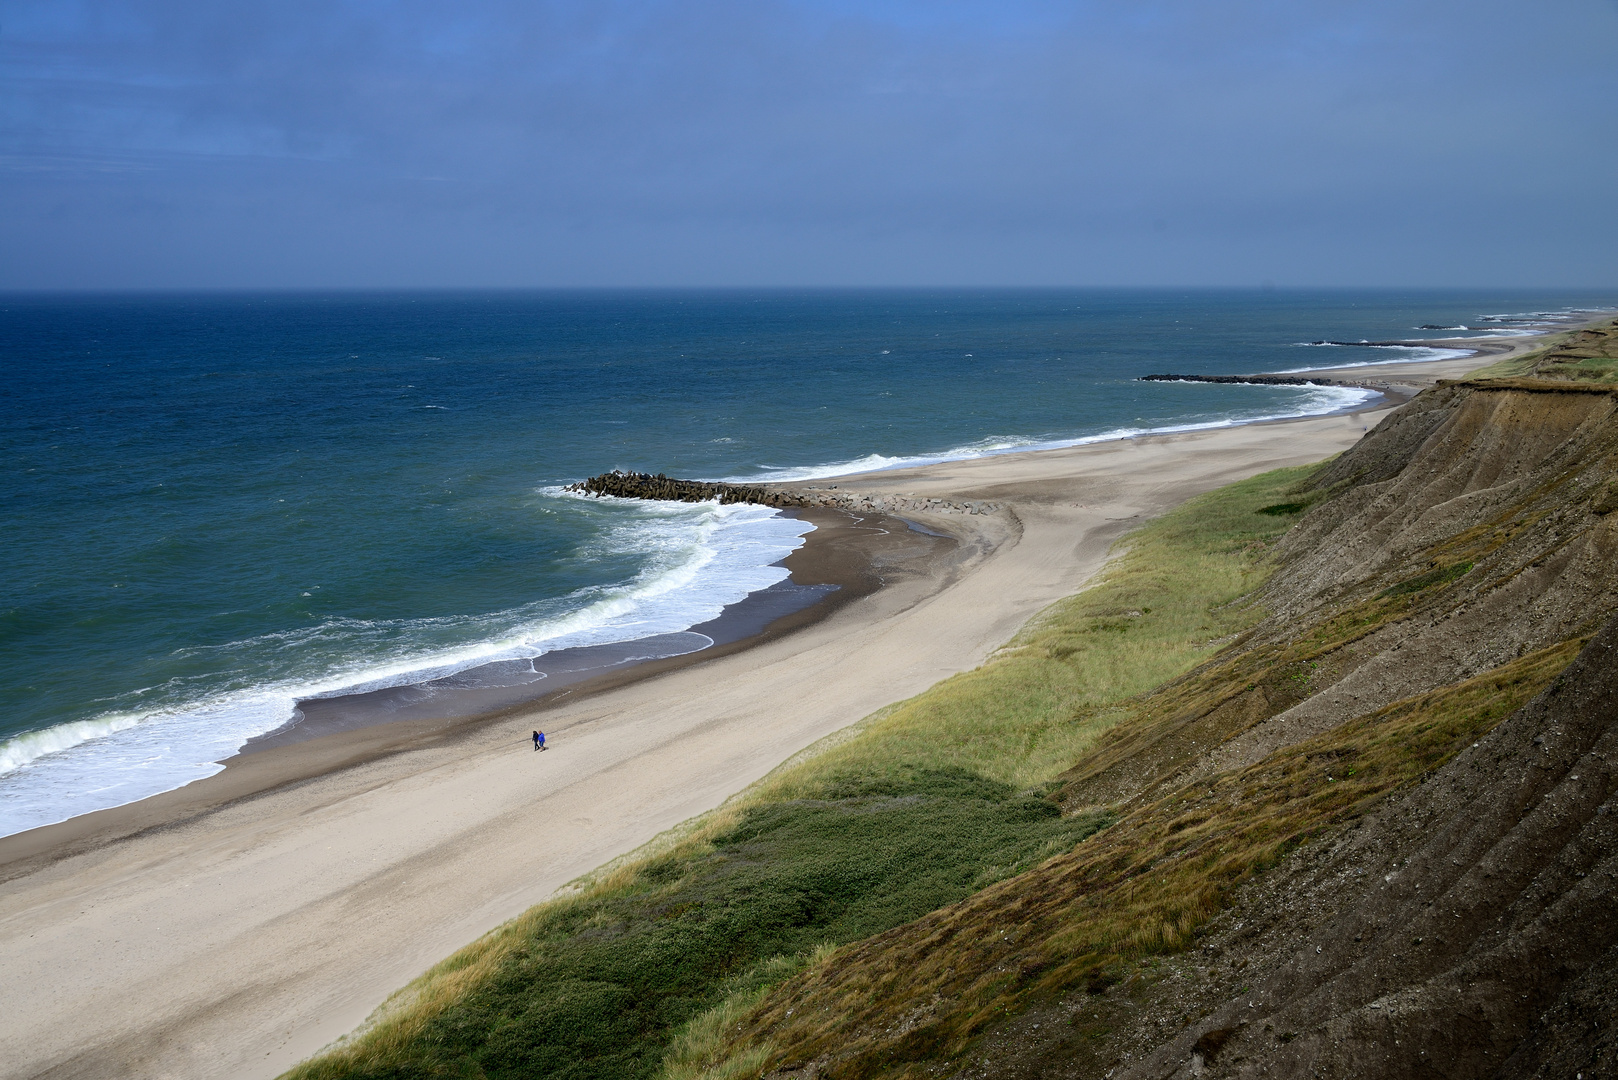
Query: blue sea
[{"left": 2, "top": 289, "right": 1610, "bottom": 836}]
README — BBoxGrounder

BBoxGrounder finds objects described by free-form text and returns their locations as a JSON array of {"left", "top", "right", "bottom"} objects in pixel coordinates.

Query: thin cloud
[{"left": 2, "top": 0, "right": 1615, "bottom": 287}]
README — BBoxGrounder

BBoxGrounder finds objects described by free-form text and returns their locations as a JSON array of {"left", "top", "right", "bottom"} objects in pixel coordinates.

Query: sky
[{"left": 2, "top": 0, "right": 1616, "bottom": 289}]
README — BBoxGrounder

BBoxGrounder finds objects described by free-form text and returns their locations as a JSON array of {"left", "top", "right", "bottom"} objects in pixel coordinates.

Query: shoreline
[
  {"left": 720, "top": 317, "right": 1609, "bottom": 490},
  {"left": 246, "top": 507, "right": 910, "bottom": 753},
  {"left": 0, "top": 315, "right": 1589, "bottom": 867},
  {"left": 1137, "top": 324, "right": 1574, "bottom": 391},
  {"left": 0, "top": 507, "right": 951, "bottom": 873},
  {"left": 0, "top": 328, "right": 1476, "bottom": 847},
  {"left": 1258, "top": 323, "right": 1571, "bottom": 384},
  {"left": 0, "top": 315, "right": 1598, "bottom": 1080},
  {"left": 0, "top": 316, "right": 1582, "bottom": 866}
]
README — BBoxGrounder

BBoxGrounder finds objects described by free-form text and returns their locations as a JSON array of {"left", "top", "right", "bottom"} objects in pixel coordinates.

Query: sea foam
[
  {"left": 735, "top": 383, "right": 1379, "bottom": 484},
  {"left": 0, "top": 500, "right": 810, "bottom": 838},
  {"left": 1276, "top": 345, "right": 1477, "bottom": 373}
]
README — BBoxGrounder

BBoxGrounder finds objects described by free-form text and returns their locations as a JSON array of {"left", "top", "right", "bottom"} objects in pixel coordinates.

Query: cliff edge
[{"left": 697, "top": 322, "right": 1618, "bottom": 1080}]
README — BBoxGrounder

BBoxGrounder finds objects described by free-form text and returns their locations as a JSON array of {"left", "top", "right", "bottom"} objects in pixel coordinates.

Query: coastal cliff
[
  {"left": 685, "top": 323, "right": 1618, "bottom": 1080},
  {"left": 286, "top": 321, "right": 1618, "bottom": 1080}
]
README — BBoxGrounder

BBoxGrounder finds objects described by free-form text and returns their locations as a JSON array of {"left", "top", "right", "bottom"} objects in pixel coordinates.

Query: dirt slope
[
  {"left": 697, "top": 348, "right": 1618, "bottom": 1080},
  {"left": 1056, "top": 378, "right": 1618, "bottom": 814},
  {"left": 1107, "top": 615, "right": 1618, "bottom": 1080}
]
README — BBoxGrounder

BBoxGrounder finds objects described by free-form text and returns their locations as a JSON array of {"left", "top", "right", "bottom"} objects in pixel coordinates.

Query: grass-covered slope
[
  {"left": 293, "top": 324, "right": 1618, "bottom": 1080},
  {"left": 285, "top": 466, "right": 1324, "bottom": 1080},
  {"left": 706, "top": 641, "right": 1581, "bottom": 1080},
  {"left": 298, "top": 770, "right": 1110, "bottom": 1080},
  {"left": 1462, "top": 315, "right": 1618, "bottom": 383},
  {"left": 686, "top": 372, "right": 1618, "bottom": 1080}
]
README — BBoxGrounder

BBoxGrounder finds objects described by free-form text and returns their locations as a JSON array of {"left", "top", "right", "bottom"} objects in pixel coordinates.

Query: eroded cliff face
[
  {"left": 1057, "top": 379, "right": 1618, "bottom": 814},
  {"left": 1112, "top": 619, "right": 1618, "bottom": 1080},
  {"left": 1179, "top": 381, "right": 1618, "bottom": 789},
  {"left": 700, "top": 370, "right": 1618, "bottom": 1080},
  {"left": 1091, "top": 380, "right": 1618, "bottom": 1080}
]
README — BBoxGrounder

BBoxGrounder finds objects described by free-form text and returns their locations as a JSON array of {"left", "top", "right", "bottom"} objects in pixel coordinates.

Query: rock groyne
[
  {"left": 565, "top": 470, "right": 999, "bottom": 516},
  {"left": 1139, "top": 373, "right": 1349, "bottom": 386},
  {"left": 564, "top": 471, "right": 800, "bottom": 507}
]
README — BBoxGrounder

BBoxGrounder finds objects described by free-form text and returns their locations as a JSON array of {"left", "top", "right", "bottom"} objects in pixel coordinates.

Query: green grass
[
  {"left": 710, "top": 638, "right": 1585, "bottom": 1080},
  {"left": 1378, "top": 560, "right": 1474, "bottom": 598},
  {"left": 291, "top": 770, "right": 1111, "bottom": 1080},
  {"left": 747, "top": 463, "right": 1324, "bottom": 803},
  {"left": 1467, "top": 319, "right": 1618, "bottom": 384},
  {"left": 283, "top": 463, "right": 1326, "bottom": 1080}
]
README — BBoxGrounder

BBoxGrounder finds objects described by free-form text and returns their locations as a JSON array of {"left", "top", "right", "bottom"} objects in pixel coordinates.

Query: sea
[{"left": 3, "top": 288, "right": 1611, "bottom": 837}]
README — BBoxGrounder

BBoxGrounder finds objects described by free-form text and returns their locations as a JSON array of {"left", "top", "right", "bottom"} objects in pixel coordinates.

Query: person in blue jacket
[{"left": 533, "top": 730, "right": 547, "bottom": 752}]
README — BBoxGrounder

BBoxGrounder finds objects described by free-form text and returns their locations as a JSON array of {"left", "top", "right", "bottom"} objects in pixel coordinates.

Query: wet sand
[
  {"left": 0, "top": 329, "right": 1580, "bottom": 1080},
  {"left": 0, "top": 507, "right": 937, "bottom": 873},
  {"left": 247, "top": 508, "right": 901, "bottom": 752}
]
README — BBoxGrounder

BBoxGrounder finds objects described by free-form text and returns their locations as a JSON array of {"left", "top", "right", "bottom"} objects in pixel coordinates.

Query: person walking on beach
[{"left": 533, "top": 730, "right": 547, "bottom": 752}]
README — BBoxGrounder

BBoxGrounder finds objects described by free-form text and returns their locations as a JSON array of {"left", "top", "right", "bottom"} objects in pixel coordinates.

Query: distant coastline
[
  {"left": 3, "top": 310, "right": 1588, "bottom": 855},
  {"left": 1, "top": 302, "right": 1600, "bottom": 843},
  {"left": 2, "top": 307, "right": 1611, "bottom": 1080}
]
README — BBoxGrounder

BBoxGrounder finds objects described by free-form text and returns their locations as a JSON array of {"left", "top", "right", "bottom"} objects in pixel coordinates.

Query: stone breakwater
[
  {"left": 565, "top": 471, "right": 793, "bottom": 506},
  {"left": 1139, "top": 373, "right": 1350, "bottom": 386},
  {"left": 1139, "top": 371, "right": 1410, "bottom": 403},
  {"left": 564, "top": 471, "right": 999, "bottom": 516}
]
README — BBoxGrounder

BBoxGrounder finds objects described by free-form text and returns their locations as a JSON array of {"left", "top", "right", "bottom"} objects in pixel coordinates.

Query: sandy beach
[{"left": 0, "top": 330, "right": 1560, "bottom": 1079}]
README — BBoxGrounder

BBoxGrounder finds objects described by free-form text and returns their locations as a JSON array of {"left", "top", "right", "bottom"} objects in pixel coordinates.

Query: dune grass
[
  {"left": 283, "top": 463, "right": 1325, "bottom": 1080},
  {"left": 744, "top": 463, "right": 1324, "bottom": 806}
]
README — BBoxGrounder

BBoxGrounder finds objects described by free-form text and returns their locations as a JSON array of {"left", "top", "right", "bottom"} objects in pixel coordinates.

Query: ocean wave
[
  {"left": 1475, "top": 308, "right": 1614, "bottom": 331},
  {"left": 728, "top": 384, "right": 1379, "bottom": 484},
  {"left": 1275, "top": 345, "right": 1476, "bottom": 373},
  {"left": 1480, "top": 308, "right": 1607, "bottom": 321},
  {"left": 0, "top": 714, "right": 149, "bottom": 774},
  {"left": 0, "top": 501, "right": 811, "bottom": 838}
]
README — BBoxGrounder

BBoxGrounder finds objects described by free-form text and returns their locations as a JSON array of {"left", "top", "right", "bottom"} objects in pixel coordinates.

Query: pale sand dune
[{"left": 0, "top": 397, "right": 1415, "bottom": 1079}]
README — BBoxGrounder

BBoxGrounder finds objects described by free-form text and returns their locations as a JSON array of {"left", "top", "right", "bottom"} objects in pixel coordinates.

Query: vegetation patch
[
  {"left": 712, "top": 637, "right": 1585, "bottom": 1080},
  {"left": 285, "top": 464, "right": 1327, "bottom": 1080},
  {"left": 291, "top": 769, "right": 1110, "bottom": 1080},
  {"left": 1378, "top": 560, "right": 1474, "bottom": 599},
  {"left": 1468, "top": 318, "right": 1618, "bottom": 384},
  {"left": 1531, "top": 320, "right": 1618, "bottom": 383}
]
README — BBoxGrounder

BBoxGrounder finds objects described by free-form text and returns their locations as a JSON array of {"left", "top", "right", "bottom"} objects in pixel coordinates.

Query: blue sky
[{"left": 3, "top": 0, "right": 1616, "bottom": 288}]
